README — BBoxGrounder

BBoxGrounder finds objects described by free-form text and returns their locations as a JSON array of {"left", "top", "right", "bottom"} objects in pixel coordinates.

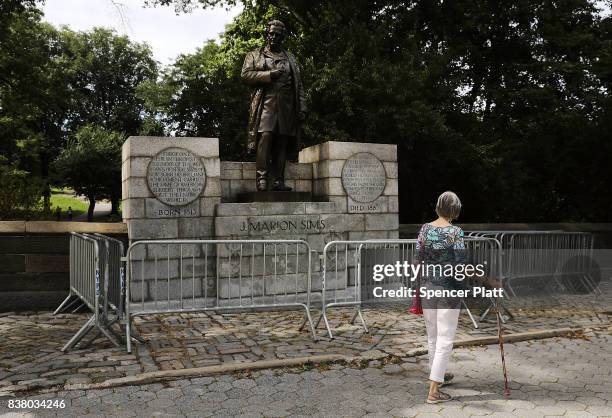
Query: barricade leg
[
  {"left": 313, "top": 312, "right": 323, "bottom": 329},
  {"left": 71, "top": 302, "right": 85, "bottom": 313},
  {"left": 98, "top": 323, "right": 121, "bottom": 348},
  {"left": 301, "top": 305, "right": 318, "bottom": 341},
  {"left": 54, "top": 294, "right": 76, "bottom": 315},
  {"left": 498, "top": 299, "right": 514, "bottom": 320},
  {"left": 461, "top": 299, "right": 479, "bottom": 329},
  {"left": 480, "top": 297, "right": 510, "bottom": 323},
  {"left": 321, "top": 308, "right": 334, "bottom": 339},
  {"left": 62, "top": 316, "right": 95, "bottom": 352},
  {"left": 350, "top": 307, "right": 368, "bottom": 333},
  {"left": 480, "top": 303, "right": 493, "bottom": 322},
  {"left": 125, "top": 315, "right": 145, "bottom": 353},
  {"left": 126, "top": 315, "right": 132, "bottom": 353}
]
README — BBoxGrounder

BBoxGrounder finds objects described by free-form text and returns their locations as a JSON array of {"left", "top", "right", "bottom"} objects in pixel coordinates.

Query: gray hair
[
  {"left": 435, "top": 191, "right": 462, "bottom": 220},
  {"left": 266, "top": 19, "right": 286, "bottom": 34}
]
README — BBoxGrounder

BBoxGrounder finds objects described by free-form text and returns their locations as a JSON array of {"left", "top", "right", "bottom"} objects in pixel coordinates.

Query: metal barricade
[
  {"left": 54, "top": 233, "right": 122, "bottom": 351},
  {"left": 125, "top": 239, "right": 317, "bottom": 353},
  {"left": 316, "top": 238, "right": 503, "bottom": 338},
  {"left": 55, "top": 233, "right": 98, "bottom": 316},
  {"left": 90, "top": 233, "right": 125, "bottom": 320},
  {"left": 466, "top": 230, "right": 595, "bottom": 296}
]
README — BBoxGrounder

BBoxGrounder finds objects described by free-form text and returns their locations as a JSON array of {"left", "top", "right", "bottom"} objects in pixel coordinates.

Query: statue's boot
[
  {"left": 272, "top": 179, "right": 292, "bottom": 192},
  {"left": 256, "top": 170, "right": 268, "bottom": 191}
]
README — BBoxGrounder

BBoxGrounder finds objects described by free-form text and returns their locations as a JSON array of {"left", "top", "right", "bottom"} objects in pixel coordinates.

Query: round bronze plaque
[
  {"left": 341, "top": 152, "right": 386, "bottom": 203},
  {"left": 146, "top": 147, "right": 206, "bottom": 206}
]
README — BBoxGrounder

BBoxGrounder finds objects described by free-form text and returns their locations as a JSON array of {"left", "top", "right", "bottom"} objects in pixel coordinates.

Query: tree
[
  {"left": 53, "top": 126, "right": 124, "bottom": 221},
  {"left": 59, "top": 27, "right": 158, "bottom": 134},
  {"left": 150, "top": 0, "right": 610, "bottom": 222},
  {"left": 140, "top": 39, "right": 253, "bottom": 160},
  {"left": 1, "top": 6, "right": 158, "bottom": 219},
  {"left": 0, "top": 158, "right": 44, "bottom": 219},
  {"left": 58, "top": 28, "right": 158, "bottom": 213},
  {"left": 0, "top": 2, "right": 71, "bottom": 212}
]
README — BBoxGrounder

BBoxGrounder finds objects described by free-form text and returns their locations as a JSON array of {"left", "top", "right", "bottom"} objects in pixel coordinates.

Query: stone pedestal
[
  {"left": 299, "top": 141, "right": 398, "bottom": 218},
  {"left": 237, "top": 191, "right": 313, "bottom": 202},
  {"left": 122, "top": 138, "right": 398, "bottom": 302},
  {"left": 220, "top": 162, "right": 312, "bottom": 202}
]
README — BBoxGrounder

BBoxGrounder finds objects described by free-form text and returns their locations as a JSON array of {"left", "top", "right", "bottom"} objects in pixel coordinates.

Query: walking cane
[{"left": 494, "top": 297, "right": 511, "bottom": 397}]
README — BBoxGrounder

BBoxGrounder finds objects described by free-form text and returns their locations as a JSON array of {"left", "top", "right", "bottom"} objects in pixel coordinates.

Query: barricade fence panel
[
  {"left": 125, "top": 239, "right": 317, "bottom": 352},
  {"left": 94, "top": 233, "right": 125, "bottom": 317},
  {"left": 55, "top": 232, "right": 99, "bottom": 315},
  {"left": 55, "top": 233, "right": 125, "bottom": 352},
  {"left": 466, "top": 231, "right": 595, "bottom": 297},
  {"left": 59, "top": 232, "right": 603, "bottom": 351},
  {"left": 317, "top": 238, "right": 504, "bottom": 338}
]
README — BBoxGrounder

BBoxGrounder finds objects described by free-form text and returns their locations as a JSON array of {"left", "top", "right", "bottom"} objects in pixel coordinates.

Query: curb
[
  {"left": 56, "top": 326, "right": 587, "bottom": 393},
  {"left": 453, "top": 327, "right": 583, "bottom": 347},
  {"left": 64, "top": 354, "right": 346, "bottom": 391}
]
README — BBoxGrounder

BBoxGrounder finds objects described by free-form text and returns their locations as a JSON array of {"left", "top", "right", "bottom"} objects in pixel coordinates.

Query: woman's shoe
[
  {"left": 439, "top": 372, "right": 454, "bottom": 387},
  {"left": 426, "top": 391, "right": 452, "bottom": 404}
]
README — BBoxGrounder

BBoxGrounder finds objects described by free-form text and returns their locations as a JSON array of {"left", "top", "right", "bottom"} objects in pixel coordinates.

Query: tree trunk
[
  {"left": 110, "top": 190, "right": 120, "bottom": 215},
  {"left": 43, "top": 184, "right": 51, "bottom": 213},
  {"left": 87, "top": 196, "right": 96, "bottom": 222}
]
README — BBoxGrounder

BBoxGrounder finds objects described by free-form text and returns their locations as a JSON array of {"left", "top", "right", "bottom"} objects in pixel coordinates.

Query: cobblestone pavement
[
  {"left": 1, "top": 293, "right": 610, "bottom": 397},
  {"left": 1, "top": 327, "right": 610, "bottom": 417}
]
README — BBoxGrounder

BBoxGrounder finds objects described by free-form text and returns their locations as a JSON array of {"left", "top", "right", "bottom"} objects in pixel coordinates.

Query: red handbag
[{"left": 409, "top": 278, "right": 423, "bottom": 315}]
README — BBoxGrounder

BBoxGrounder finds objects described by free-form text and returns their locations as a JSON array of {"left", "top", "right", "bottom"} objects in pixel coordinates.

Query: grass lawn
[{"left": 50, "top": 188, "right": 88, "bottom": 219}]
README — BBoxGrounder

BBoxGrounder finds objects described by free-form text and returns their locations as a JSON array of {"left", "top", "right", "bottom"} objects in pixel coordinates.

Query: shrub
[{"left": 0, "top": 164, "right": 44, "bottom": 218}]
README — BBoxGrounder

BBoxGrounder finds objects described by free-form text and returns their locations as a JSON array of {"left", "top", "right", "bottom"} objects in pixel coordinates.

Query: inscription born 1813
[
  {"left": 341, "top": 152, "right": 387, "bottom": 204},
  {"left": 147, "top": 147, "right": 206, "bottom": 206}
]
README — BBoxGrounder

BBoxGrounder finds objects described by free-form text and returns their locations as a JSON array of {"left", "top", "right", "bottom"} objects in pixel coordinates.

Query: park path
[
  {"left": 0, "top": 296, "right": 610, "bottom": 397},
  {"left": 1, "top": 328, "right": 610, "bottom": 417},
  {"left": 72, "top": 197, "right": 111, "bottom": 221}
]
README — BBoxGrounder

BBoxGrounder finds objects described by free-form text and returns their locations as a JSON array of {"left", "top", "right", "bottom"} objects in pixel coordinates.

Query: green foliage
[
  {"left": 53, "top": 126, "right": 125, "bottom": 221},
  {"left": 150, "top": 0, "right": 611, "bottom": 222},
  {"left": 0, "top": 160, "right": 44, "bottom": 219},
  {"left": 57, "top": 27, "right": 158, "bottom": 134},
  {"left": 1, "top": 6, "right": 158, "bottom": 217},
  {"left": 2, "top": 0, "right": 611, "bottom": 222}
]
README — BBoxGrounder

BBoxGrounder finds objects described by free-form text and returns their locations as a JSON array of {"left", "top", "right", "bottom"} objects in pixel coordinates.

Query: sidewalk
[
  {"left": 1, "top": 328, "right": 610, "bottom": 417},
  {"left": 1, "top": 296, "right": 610, "bottom": 397}
]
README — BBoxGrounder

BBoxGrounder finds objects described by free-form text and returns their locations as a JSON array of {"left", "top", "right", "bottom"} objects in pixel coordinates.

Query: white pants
[{"left": 423, "top": 308, "right": 460, "bottom": 383}]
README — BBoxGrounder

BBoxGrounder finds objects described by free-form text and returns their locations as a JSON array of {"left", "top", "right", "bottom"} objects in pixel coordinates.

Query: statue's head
[{"left": 265, "top": 19, "right": 286, "bottom": 49}]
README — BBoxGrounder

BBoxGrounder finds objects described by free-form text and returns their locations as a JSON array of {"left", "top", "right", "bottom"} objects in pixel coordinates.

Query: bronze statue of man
[{"left": 241, "top": 19, "right": 306, "bottom": 191}]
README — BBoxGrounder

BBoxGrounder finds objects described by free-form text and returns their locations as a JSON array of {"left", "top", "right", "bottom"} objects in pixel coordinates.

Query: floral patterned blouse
[{"left": 416, "top": 223, "right": 466, "bottom": 290}]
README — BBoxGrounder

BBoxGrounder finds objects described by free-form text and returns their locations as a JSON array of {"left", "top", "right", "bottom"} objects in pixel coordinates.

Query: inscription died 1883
[
  {"left": 341, "top": 152, "right": 387, "bottom": 203},
  {"left": 147, "top": 147, "right": 206, "bottom": 206}
]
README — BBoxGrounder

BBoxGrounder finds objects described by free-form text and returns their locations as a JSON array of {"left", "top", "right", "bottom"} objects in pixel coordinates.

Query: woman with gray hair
[{"left": 415, "top": 191, "right": 465, "bottom": 403}]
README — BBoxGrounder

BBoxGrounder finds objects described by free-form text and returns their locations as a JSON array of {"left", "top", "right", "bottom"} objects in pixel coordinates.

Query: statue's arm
[{"left": 241, "top": 51, "right": 271, "bottom": 85}]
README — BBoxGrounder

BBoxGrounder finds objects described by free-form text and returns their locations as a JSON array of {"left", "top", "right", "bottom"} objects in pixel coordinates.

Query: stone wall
[{"left": 0, "top": 222, "right": 126, "bottom": 311}]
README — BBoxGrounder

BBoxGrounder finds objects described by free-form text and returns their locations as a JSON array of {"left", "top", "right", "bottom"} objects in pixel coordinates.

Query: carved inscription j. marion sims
[
  {"left": 341, "top": 152, "right": 386, "bottom": 203},
  {"left": 147, "top": 147, "right": 206, "bottom": 206}
]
